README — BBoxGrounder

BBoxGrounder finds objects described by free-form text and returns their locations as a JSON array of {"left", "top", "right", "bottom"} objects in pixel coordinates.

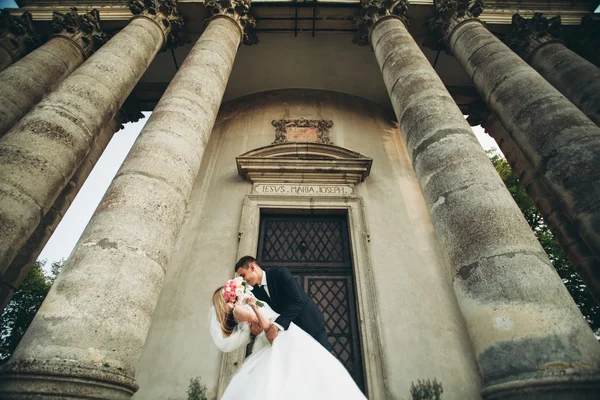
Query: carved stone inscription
[{"left": 255, "top": 184, "right": 353, "bottom": 195}]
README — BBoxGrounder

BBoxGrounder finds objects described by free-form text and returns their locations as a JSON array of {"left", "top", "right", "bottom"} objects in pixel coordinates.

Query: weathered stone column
[
  {"left": 355, "top": 0, "right": 600, "bottom": 398},
  {"left": 0, "top": 8, "right": 107, "bottom": 137},
  {"left": 468, "top": 105, "right": 600, "bottom": 306},
  {"left": 0, "top": 0, "right": 255, "bottom": 397},
  {"left": 505, "top": 13, "right": 600, "bottom": 127},
  {"left": 427, "top": 0, "right": 600, "bottom": 306},
  {"left": 0, "top": 0, "right": 184, "bottom": 281},
  {"left": 0, "top": 11, "right": 42, "bottom": 71},
  {"left": 0, "top": 105, "right": 144, "bottom": 313}
]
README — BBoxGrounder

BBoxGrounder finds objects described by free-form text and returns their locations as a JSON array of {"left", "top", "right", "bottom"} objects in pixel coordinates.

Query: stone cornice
[
  {"left": 236, "top": 142, "right": 373, "bottom": 184},
  {"left": 205, "top": 0, "right": 258, "bottom": 45},
  {"left": 505, "top": 13, "right": 563, "bottom": 61},
  {"left": 128, "top": 0, "right": 186, "bottom": 49},
  {"left": 52, "top": 8, "right": 108, "bottom": 59},
  {"left": 0, "top": 11, "right": 43, "bottom": 60},
  {"left": 424, "top": 0, "right": 485, "bottom": 52},
  {"left": 353, "top": 0, "right": 409, "bottom": 47}
]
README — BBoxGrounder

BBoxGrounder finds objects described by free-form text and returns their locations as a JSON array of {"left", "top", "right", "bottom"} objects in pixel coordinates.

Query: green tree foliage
[
  {"left": 0, "top": 260, "right": 63, "bottom": 363},
  {"left": 410, "top": 379, "right": 443, "bottom": 400},
  {"left": 489, "top": 153, "right": 600, "bottom": 336},
  {"left": 187, "top": 377, "right": 208, "bottom": 400}
]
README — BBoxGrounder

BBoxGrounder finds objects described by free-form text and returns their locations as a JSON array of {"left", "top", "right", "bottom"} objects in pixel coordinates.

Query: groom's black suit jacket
[{"left": 253, "top": 267, "right": 329, "bottom": 349}]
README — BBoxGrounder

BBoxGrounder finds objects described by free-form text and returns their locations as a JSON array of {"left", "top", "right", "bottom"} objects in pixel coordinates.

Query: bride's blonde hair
[{"left": 212, "top": 287, "right": 237, "bottom": 337}]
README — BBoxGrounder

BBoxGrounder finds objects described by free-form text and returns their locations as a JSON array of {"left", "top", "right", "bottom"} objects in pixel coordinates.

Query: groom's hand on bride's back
[{"left": 266, "top": 324, "right": 279, "bottom": 344}]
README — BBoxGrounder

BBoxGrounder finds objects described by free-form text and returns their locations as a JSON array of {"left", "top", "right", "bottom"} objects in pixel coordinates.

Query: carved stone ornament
[
  {"left": 504, "top": 13, "right": 563, "bottom": 61},
  {"left": 52, "top": 8, "right": 108, "bottom": 59},
  {"left": 205, "top": 0, "right": 258, "bottom": 45},
  {"left": 466, "top": 100, "right": 491, "bottom": 129},
  {"left": 129, "top": 0, "right": 187, "bottom": 48},
  {"left": 0, "top": 11, "right": 43, "bottom": 60},
  {"left": 271, "top": 118, "right": 333, "bottom": 145},
  {"left": 424, "top": 0, "right": 485, "bottom": 52},
  {"left": 353, "top": 0, "right": 408, "bottom": 47}
]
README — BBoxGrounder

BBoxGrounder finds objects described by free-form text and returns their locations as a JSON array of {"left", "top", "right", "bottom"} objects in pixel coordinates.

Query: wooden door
[{"left": 257, "top": 214, "right": 365, "bottom": 391}]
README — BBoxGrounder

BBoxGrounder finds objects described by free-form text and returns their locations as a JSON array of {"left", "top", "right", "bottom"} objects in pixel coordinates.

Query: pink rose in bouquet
[{"left": 222, "top": 276, "right": 264, "bottom": 309}]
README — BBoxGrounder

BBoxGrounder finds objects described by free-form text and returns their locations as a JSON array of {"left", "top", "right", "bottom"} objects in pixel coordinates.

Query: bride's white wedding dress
[{"left": 217, "top": 304, "right": 367, "bottom": 400}]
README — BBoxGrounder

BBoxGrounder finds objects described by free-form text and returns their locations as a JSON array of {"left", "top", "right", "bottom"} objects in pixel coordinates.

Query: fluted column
[
  {"left": 427, "top": 0, "right": 600, "bottom": 312},
  {"left": 0, "top": 0, "right": 254, "bottom": 398},
  {"left": 467, "top": 105, "right": 600, "bottom": 307},
  {"left": 355, "top": 0, "right": 600, "bottom": 398},
  {"left": 505, "top": 13, "right": 600, "bottom": 127},
  {"left": 0, "top": 8, "right": 108, "bottom": 137},
  {"left": 0, "top": 11, "right": 42, "bottom": 71},
  {"left": 0, "top": 104, "right": 144, "bottom": 314},
  {"left": 0, "top": 0, "right": 184, "bottom": 284}
]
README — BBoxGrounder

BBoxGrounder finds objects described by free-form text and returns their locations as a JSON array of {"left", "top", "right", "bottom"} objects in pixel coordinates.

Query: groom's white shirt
[{"left": 261, "top": 271, "right": 283, "bottom": 331}]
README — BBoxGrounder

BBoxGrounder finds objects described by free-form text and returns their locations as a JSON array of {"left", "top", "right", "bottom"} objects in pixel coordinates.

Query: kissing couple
[{"left": 210, "top": 256, "right": 366, "bottom": 399}]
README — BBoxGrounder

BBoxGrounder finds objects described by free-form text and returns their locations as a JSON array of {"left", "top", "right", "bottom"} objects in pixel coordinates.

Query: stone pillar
[
  {"left": 0, "top": 0, "right": 255, "bottom": 397},
  {"left": 427, "top": 0, "right": 600, "bottom": 309},
  {"left": 505, "top": 13, "right": 600, "bottom": 127},
  {"left": 355, "top": 0, "right": 600, "bottom": 398},
  {"left": 0, "top": 11, "right": 42, "bottom": 71},
  {"left": 0, "top": 8, "right": 108, "bottom": 137},
  {"left": 467, "top": 105, "right": 600, "bottom": 306},
  {"left": 0, "top": 104, "right": 144, "bottom": 313},
  {"left": 0, "top": 0, "right": 184, "bottom": 281}
]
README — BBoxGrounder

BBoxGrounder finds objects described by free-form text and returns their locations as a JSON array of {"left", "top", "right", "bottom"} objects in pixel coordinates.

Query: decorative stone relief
[
  {"left": 505, "top": 13, "right": 563, "bottom": 61},
  {"left": 205, "top": 0, "right": 258, "bottom": 45},
  {"left": 353, "top": 0, "right": 408, "bottom": 46},
  {"left": 424, "top": 0, "right": 484, "bottom": 52},
  {"left": 271, "top": 118, "right": 333, "bottom": 145},
  {"left": 129, "top": 0, "right": 187, "bottom": 48},
  {"left": 0, "top": 11, "right": 43, "bottom": 61},
  {"left": 52, "top": 8, "right": 108, "bottom": 59},
  {"left": 117, "top": 98, "right": 145, "bottom": 131}
]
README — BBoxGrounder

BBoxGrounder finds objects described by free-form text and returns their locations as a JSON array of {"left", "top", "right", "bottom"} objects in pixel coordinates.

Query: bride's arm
[{"left": 247, "top": 297, "right": 273, "bottom": 331}]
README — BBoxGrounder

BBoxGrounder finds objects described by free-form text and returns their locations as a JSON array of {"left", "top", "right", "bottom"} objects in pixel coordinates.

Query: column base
[
  {"left": 0, "top": 359, "right": 138, "bottom": 399},
  {"left": 482, "top": 371, "right": 600, "bottom": 400}
]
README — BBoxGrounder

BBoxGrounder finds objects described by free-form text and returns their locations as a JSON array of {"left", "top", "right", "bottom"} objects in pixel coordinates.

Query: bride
[{"left": 210, "top": 287, "right": 367, "bottom": 399}]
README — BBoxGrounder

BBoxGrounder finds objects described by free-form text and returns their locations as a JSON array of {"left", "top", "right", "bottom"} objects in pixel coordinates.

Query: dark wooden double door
[{"left": 257, "top": 214, "right": 365, "bottom": 391}]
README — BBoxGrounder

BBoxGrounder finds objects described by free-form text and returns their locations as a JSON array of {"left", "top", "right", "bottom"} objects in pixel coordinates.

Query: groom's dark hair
[{"left": 235, "top": 255, "right": 257, "bottom": 272}]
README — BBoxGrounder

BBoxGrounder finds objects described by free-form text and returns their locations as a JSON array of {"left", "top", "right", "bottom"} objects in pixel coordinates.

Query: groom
[{"left": 235, "top": 256, "right": 330, "bottom": 350}]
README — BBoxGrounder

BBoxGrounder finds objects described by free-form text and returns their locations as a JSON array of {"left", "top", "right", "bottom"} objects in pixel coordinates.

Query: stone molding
[
  {"left": 505, "top": 13, "right": 563, "bottom": 61},
  {"left": 271, "top": 118, "right": 333, "bottom": 145},
  {"left": 52, "top": 8, "right": 108, "bottom": 59},
  {"left": 236, "top": 142, "right": 373, "bottom": 184},
  {"left": 0, "top": 11, "right": 43, "bottom": 61},
  {"left": 353, "top": 0, "right": 408, "bottom": 47},
  {"left": 205, "top": 0, "right": 258, "bottom": 45},
  {"left": 128, "top": 0, "right": 186, "bottom": 49},
  {"left": 424, "top": 0, "right": 485, "bottom": 52}
]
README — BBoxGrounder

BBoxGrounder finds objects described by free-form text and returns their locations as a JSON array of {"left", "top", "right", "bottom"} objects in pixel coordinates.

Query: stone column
[
  {"left": 505, "top": 13, "right": 600, "bottom": 127},
  {"left": 0, "top": 0, "right": 184, "bottom": 281},
  {"left": 0, "top": 0, "right": 255, "bottom": 397},
  {"left": 467, "top": 105, "right": 600, "bottom": 306},
  {"left": 0, "top": 11, "right": 42, "bottom": 71},
  {"left": 0, "top": 8, "right": 108, "bottom": 137},
  {"left": 427, "top": 0, "right": 600, "bottom": 307},
  {"left": 0, "top": 105, "right": 144, "bottom": 313},
  {"left": 355, "top": 0, "right": 600, "bottom": 398}
]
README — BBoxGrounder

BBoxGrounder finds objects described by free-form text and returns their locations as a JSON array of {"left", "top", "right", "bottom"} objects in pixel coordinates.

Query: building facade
[{"left": 0, "top": 0, "right": 599, "bottom": 399}]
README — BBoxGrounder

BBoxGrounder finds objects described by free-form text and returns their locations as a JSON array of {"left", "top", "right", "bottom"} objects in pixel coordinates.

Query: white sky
[{"left": 37, "top": 115, "right": 500, "bottom": 266}]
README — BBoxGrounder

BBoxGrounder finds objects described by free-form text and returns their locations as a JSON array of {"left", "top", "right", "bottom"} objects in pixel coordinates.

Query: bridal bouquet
[{"left": 222, "top": 276, "right": 264, "bottom": 309}]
